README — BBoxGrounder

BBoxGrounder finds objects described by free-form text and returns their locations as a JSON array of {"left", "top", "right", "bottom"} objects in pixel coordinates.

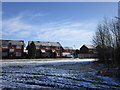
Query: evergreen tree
[{"left": 28, "top": 41, "right": 36, "bottom": 59}]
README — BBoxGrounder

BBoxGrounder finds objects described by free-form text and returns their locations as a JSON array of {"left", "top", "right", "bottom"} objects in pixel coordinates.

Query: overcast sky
[{"left": 2, "top": 2, "right": 118, "bottom": 48}]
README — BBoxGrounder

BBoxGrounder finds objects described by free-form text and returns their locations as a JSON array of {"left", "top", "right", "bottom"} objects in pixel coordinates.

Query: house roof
[
  {"left": 83, "top": 45, "right": 95, "bottom": 49},
  {"left": 1, "top": 40, "right": 24, "bottom": 46},
  {"left": 9, "top": 40, "right": 24, "bottom": 45},
  {"left": 28, "top": 41, "right": 62, "bottom": 47},
  {"left": 1, "top": 40, "right": 9, "bottom": 46},
  {"left": 63, "top": 47, "right": 74, "bottom": 50}
]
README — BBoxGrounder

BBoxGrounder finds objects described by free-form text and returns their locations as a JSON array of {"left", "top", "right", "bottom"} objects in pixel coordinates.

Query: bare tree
[
  {"left": 110, "top": 18, "right": 120, "bottom": 64},
  {"left": 93, "top": 18, "right": 113, "bottom": 63}
]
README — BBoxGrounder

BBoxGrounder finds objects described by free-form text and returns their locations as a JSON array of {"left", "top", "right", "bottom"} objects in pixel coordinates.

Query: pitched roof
[
  {"left": 63, "top": 47, "right": 74, "bottom": 50},
  {"left": 9, "top": 40, "right": 24, "bottom": 45},
  {"left": 1, "top": 40, "right": 24, "bottom": 46},
  {"left": 84, "top": 45, "right": 95, "bottom": 49},
  {"left": 28, "top": 41, "right": 62, "bottom": 47},
  {"left": 1, "top": 40, "right": 9, "bottom": 46}
]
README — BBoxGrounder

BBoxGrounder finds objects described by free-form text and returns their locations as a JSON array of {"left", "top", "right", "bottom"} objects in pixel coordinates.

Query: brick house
[
  {"left": 62, "top": 47, "right": 76, "bottom": 58},
  {"left": 1, "top": 40, "right": 24, "bottom": 59},
  {"left": 28, "top": 41, "right": 63, "bottom": 58}
]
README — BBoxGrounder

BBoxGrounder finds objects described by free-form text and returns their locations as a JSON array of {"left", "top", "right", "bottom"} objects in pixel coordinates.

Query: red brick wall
[
  {"left": 2, "top": 45, "right": 24, "bottom": 59},
  {"left": 64, "top": 49, "right": 75, "bottom": 53},
  {"left": 36, "top": 46, "right": 63, "bottom": 58}
]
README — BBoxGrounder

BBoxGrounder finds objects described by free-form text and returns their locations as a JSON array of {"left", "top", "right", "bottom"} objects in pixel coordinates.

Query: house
[
  {"left": 28, "top": 41, "right": 63, "bottom": 58},
  {"left": 80, "top": 45, "right": 96, "bottom": 54},
  {"left": 78, "top": 45, "right": 96, "bottom": 58},
  {"left": 1, "top": 40, "right": 24, "bottom": 59},
  {"left": 62, "top": 47, "right": 76, "bottom": 58}
]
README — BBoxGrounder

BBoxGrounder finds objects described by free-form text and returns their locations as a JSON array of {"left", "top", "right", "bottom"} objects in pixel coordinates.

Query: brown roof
[
  {"left": 63, "top": 47, "right": 74, "bottom": 50},
  {"left": 1, "top": 40, "right": 24, "bottom": 46},
  {"left": 28, "top": 41, "right": 62, "bottom": 47},
  {"left": 83, "top": 45, "right": 96, "bottom": 49}
]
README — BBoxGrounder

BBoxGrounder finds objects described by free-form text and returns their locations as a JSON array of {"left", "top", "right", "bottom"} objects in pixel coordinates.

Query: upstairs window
[
  {"left": 41, "top": 49, "right": 46, "bottom": 53},
  {"left": 52, "top": 50, "right": 55, "bottom": 52},
  {"left": 46, "top": 47, "right": 50, "bottom": 49},
  {"left": 36, "top": 46, "right": 40, "bottom": 49},
  {"left": 9, "top": 49, "right": 14, "bottom": 52},
  {"left": 16, "top": 45, "right": 21, "bottom": 49},
  {"left": 56, "top": 47, "right": 60, "bottom": 50},
  {"left": 2, "top": 46, "right": 8, "bottom": 49}
]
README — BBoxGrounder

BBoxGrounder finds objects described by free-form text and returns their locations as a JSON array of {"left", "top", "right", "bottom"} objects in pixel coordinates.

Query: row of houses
[
  {"left": 0, "top": 40, "right": 96, "bottom": 59},
  {"left": 28, "top": 41, "right": 63, "bottom": 58}
]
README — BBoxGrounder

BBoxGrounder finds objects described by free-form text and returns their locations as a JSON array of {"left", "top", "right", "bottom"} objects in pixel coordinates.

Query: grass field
[{"left": 1, "top": 59, "right": 120, "bottom": 89}]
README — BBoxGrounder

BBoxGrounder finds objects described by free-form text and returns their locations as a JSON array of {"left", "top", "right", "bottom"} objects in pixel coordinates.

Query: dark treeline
[{"left": 93, "top": 17, "right": 120, "bottom": 65}]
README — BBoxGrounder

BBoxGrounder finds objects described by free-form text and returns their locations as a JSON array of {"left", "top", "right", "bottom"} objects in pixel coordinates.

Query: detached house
[
  {"left": 80, "top": 45, "right": 96, "bottom": 54},
  {"left": 78, "top": 45, "right": 97, "bottom": 58},
  {"left": 28, "top": 41, "right": 63, "bottom": 58},
  {"left": 1, "top": 40, "right": 24, "bottom": 59}
]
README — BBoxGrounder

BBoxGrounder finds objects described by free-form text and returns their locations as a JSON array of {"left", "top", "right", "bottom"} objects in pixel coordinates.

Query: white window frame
[
  {"left": 16, "top": 45, "right": 21, "bottom": 49},
  {"left": 57, "top": 52, "right": 60, "bottom": 56},
  {"left": 16, "top": 52, "right": 21, "bottom": 56},
  {"left": 41, "top": 49, "right": 46, "bottom": 53},
  {"left": 46, "top": 47, "right": 50, "bottom": 49},
  {"left": 2, "top": 46, "right": 8, "bottom": 49},
  {"left": 36, "top": 46, "right": 40, "bottom": 50},
  {"left": 9, "top": 49, "right": 14, "bottom": 52},
  {"left": 52, "top": 50, "right": 55, "bottom": 52}
]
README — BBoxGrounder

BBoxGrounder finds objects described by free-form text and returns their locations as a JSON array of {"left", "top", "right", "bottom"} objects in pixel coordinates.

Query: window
[
  {"left": 56, "top": 47, "right": 60, "bottom": 50},
  {"left": 46, "top": 47, "right": 50, "bottom": 49},
  {"left": 16, "top": 45, "right": 21, "bottom": 49},
  {"left": 16, "top": 52, "right": 21, "bottom": 56},
  {"left": 9, "top": 49, "right": 14, "bottom": 52},
  {"left": 2, "top": 52, "right": 8, "bottom": 56},
  {"left": 41, "top": 49, "right": 45, "bottom": 53},
  {"left": 52, "top": 50, "right": 55, "bottom": 52},
  {"left": 36, "top": 46, "right": 39, "bottom": 49},
  {"left": 57, "top": 52, "right": 60, "bottom": 56},
  {"left": 2, "top": 46, "right": 8, "bottom": 48}
]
